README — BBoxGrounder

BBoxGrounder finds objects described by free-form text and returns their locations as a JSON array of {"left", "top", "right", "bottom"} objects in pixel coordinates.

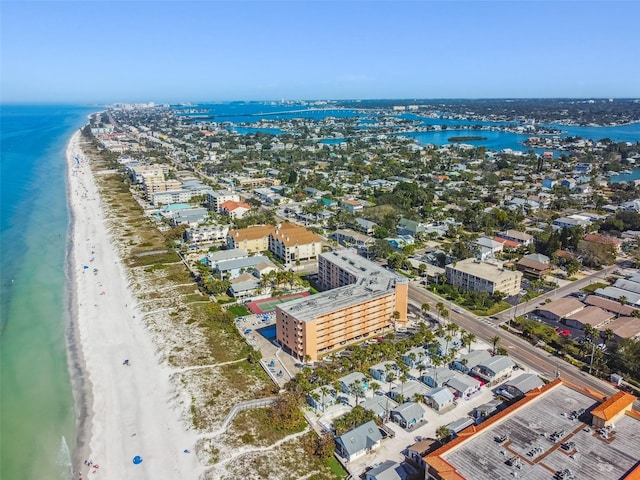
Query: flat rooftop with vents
[{"left": 426, "top": 379, "right": 640, "bottom": 480}]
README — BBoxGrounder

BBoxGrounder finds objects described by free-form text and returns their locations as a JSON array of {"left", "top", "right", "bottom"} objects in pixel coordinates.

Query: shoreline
[
  {"left": 65, "top": 129, "right": 93, "bottom": 477},
  {"left": 64, "top": 130, "right": 201, "bottom": 479}
]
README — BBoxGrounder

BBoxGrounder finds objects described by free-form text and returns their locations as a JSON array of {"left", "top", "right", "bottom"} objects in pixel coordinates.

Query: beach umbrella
[
  {"left": 83, "top": 265, "right": 89, "bottom": 269},
  {"left": 133, "top": 456, "right": 143, "bottom": 465}
]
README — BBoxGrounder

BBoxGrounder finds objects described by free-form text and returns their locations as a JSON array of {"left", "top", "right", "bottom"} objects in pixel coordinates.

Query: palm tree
[
  {"left": 618, "top": 295, "right": 628, "bottom": 318},
  {"left": 444, "top": 334, "right": 453, "bottom": 357},
  {"left": 369, "top": 381, "right": 380, "bottom": 394},
  {"left": 435, "top": 301, "right": 445, "bottom": 323},
  {"left": 603, "top": 328, "right": 615, "bottom": 345},
  {"left": 446, "top": 322, "right": 460, "bottom": 336},
  {"left": 463, "top": 332, "right": 477, "bottom": 353},
  {"left": 350, "top": 380, "right": 365, "bottom": 406},
  {"left": 386, "top": 372, "right": 396, "bottom": 393},
  {"left": 421, "top": 303, "right": 431, "bottom": 321},
  {"left": 436, "top": 425, "right": 452, "bottom": 444},
  {"left": 310, "top": 392, "right": 321, "bottom": 413},
  {"left": 490, "top": 335, "right": 501, "bottom": 354},
  {"left": 320, "top": 386, "right": 330, "bottom": 412}
]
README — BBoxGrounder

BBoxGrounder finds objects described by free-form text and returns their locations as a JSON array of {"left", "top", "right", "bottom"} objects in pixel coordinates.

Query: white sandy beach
[{"left": 66, "top": 131, "right": 202, "bottom": 479}]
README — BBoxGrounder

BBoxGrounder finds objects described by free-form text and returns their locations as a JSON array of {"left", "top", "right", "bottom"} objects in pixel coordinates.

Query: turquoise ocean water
[{"left": 1, "top": 105, "right": 95, "bottom": 480}]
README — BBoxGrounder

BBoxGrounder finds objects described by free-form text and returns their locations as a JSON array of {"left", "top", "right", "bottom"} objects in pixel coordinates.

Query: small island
[{"left": 448, "top": 135, "right": 487, "bottom": 142}]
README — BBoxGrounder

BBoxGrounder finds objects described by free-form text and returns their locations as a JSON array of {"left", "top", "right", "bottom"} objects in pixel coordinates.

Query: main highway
[{"left": 407, "top": 266, "right": 620, "bottom": 398}]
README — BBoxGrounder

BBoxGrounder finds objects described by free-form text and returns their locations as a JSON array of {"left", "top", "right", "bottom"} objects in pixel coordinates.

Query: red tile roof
[{"left": 591, "top": 390, "right": 637, "bottom": 421}]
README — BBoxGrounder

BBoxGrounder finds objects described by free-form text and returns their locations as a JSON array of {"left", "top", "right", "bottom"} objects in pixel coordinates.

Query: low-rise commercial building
[{"left": 425, "top": 380, "right": 640, "bottom": 480}]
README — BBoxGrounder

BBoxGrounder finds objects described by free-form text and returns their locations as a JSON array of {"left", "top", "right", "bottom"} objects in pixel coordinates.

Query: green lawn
[
  {"left": 582, "top": 282, "right": 609, "bottom": 293},
  {"left": 228, "top": 304, "right": 251, "bottom": 317},
  {"left": 325, "top": 457, "right": 347, "bottom": 478},
  {"left": 472, "top": 301, "right": 512, "bottom": 316}
]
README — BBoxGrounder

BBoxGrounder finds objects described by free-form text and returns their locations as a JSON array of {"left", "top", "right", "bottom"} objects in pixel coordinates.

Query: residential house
[
  {"left": 421, "top": 367, "right": 457, "bottom": 388},
  {"left": 390, "top": 402, "right": 426, "bottom": 428},
  {"left": 206, "top": 248, "right": 248, "bottom": 268},
  {"left": 213, "top": 255, "right": 271, "bottom": 280},
  {"left": 425, "top": 386, "right": 455, "bottom": 411},
  {"left": 389, "top": 380, "right": 430, "bottom": 403},
  {"left": 516, "top": 253, "right": 551, "bottom": 277},
  {"left": 496, "top": 230, "right": 533, "bottom": 246},
  {"left": 335, "top": 420, "right": 383, "bottom": 462},
  {"left": 340, "top": 199, "right": 365, "bottom": 215},
  {"left": 446, "top": 416, "right": 475, "bottom": 435},
  {"left": 169, "top": 207, "right": 209, "bottom": 227},
  {"left": 402, "top": 347, "right": 428, "bottom": 369},
  {"left": 451, "top": 350, "right": 492, "bottom": 375},
  {"left": 496, "top": 373, "right": 544, "bottom": 400},
  {"left": 583, "top": 233, "right": 622, "bottom": 253},
  {"left": 472, "top": 398, "right": 504, "bottom": 421},
  {"left": 307, "top": 385, "right": 336, "bottom": 412},
  {"left": 445, "top": 375, "right": 482, "bottom": 400},
  {"left": 365, "top": 461, "right": 411, "bottom": 480},
  {"left": 360, "top": 395, "right": 398, "bottom": 420},
  {"left": 338, "top": 372, "right": 368, "bottom": 395},
  {"left": 219, "top": 200, "right": 251, "bottom": 219},
  {"left": 561, "top": 178, "right": 578, "bottom": 190},
  {"left": 397, "top": 217, "right": 427, "bottom": 237},
  {"left": 353, "top": 217, "right": 377, "bottom": 235},
  {"left": 470, "top": 355, "right": 515, "bottom": 383},
  {"left": 405, "top": 438, "right": 438, "bottom": 471},
  {"left": 542, "top": 178, "right": 558, "bottom": 189},
  {"left": 474, "top": 237, "right": 503, "bottom": 261},
  {"left": 370, "top": 361, "right": 398, "bottom": 382},
  {"left": 228, "top": 273, "right": 261, "bottom": 300},
  {"left": 552, "top": 215, "right": 591, "bottom": 229}
]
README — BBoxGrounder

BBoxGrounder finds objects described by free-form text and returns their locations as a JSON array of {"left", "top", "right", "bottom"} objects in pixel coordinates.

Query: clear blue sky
[{"left": 2, "top": 1, "right": 639, "bottom": 103}]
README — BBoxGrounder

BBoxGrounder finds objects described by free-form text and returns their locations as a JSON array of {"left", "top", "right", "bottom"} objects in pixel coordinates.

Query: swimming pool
[{"left": 259, "top": 324, "right": 277, "bottom": 340}]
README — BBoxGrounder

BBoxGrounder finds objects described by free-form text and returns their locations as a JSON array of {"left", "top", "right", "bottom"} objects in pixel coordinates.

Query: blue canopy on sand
[{"left": 133, "top": 456, "right": 143, "bottom": 465}]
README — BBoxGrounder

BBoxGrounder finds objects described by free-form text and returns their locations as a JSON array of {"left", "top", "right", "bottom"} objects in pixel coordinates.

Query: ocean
[{"left": 0, "top": 104, "right": 95, "bottom": 480}]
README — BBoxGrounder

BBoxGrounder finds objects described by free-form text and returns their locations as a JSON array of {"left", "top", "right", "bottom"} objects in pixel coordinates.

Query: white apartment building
[
  {"left": 446, "top": 258, "right": 522, "bottom": 296},
  {"left": 207, "top": 190, "right": 240, "bottom": 213}
]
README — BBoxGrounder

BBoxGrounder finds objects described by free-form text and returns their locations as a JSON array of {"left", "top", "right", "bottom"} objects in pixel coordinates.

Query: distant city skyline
[{"left": 1, "top": 1, "right": 639, "bottom": 104}]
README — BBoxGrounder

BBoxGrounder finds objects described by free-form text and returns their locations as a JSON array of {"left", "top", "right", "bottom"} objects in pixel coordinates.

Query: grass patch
[
  {"left": 215, "top": 294, "right": 236, "bottom": 304},
  {"left": 472, "top": 301, "right": 511, "bottom": 316},
  {"left": 184, "top": 293, "right": 207, "bottom": 303},
  {"left": 582, "top": 282, "right": 609, "bottom": 293},
  {"left": 227, "top": 304, "right": 251, "bottom": 317},
  {"left": 230, "top": 407, "right": 307, "bottom": 447},
  {"left": 325, "top": 457, "right": 347, "bottom": 478}
]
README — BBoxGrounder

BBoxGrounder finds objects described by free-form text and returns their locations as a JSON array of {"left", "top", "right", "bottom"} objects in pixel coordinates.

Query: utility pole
[{"left": 588, "top": 341, "right": 596, "bottom": 375}]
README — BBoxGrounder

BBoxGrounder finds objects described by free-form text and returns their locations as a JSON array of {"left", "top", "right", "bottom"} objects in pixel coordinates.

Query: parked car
[{"left": 556, "top": 328, "right": 571, "bottom": 337}]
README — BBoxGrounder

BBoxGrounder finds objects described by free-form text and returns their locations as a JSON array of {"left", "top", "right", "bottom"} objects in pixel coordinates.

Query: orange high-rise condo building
[{"left": 276, "top": 249, "right": 408, "bottom": 361}]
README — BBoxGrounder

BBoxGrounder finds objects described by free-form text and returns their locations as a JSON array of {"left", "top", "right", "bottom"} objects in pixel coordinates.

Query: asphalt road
[
  {"left": 493, "top": 265, "right": 617, "bottom": 324},
  {"left": 407, "top": 279, "right": 619, "bottom": 398}
]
